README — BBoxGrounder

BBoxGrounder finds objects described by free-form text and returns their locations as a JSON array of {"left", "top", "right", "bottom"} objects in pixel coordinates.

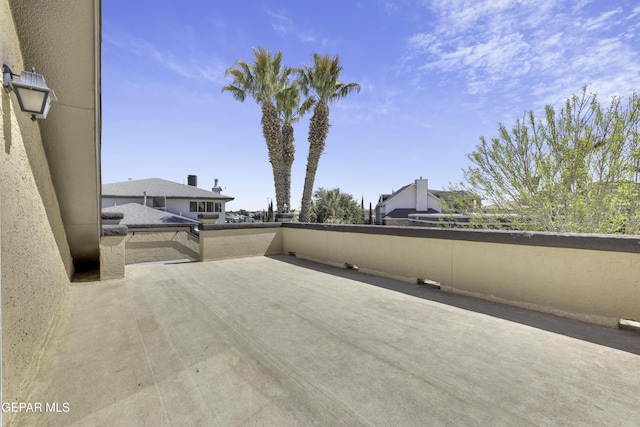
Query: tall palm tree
[
  {"left": 297, "top": 54, "right": 360, "bottom": 222},
  {"left": 276, "top": 84, "right": 314, "bottom": 210},
  {"left": 222, "top": 47, "right": 293, "bottom": 212}
]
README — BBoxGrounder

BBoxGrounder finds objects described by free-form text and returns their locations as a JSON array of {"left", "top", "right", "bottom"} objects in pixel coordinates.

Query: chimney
[
  {"left": 415, "top": 178, "right": 429, "bottom": 211},
  {"left": 212, "top": 178, "right": 222, "bottom": 194},
  {"left": 188, "top": 175, "right": 197, "bottom": 186}
]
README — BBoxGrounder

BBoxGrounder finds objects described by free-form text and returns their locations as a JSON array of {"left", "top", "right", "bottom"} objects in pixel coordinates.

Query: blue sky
[{"left": 102, "top": 0, "right": 640, "bottom": 211}]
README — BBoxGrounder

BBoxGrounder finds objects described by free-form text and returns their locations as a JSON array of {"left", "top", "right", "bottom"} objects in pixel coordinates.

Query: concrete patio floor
[{"left": 14, "top": 256, "right": 640, "bottom": 426}]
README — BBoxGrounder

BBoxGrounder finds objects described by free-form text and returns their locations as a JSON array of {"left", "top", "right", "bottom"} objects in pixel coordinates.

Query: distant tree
[
  {"left": 312, "top": 188, "right": 364, "bottom": 224},
  {"left": 297, "top": 54, "right": 361, "bottom": 222},
  {"left": 459, "top": 86, "right": 640, "bottom": 234},
  {"left": 266, "top": 200, "right": 274, "bottom": 222}
]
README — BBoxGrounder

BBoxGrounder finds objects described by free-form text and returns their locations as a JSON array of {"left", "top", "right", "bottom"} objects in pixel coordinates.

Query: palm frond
[{"left": 221, "top": 84, "right": 247, "bottom": 102}]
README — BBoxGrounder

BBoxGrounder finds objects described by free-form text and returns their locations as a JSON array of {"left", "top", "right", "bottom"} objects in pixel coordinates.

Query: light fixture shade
[{"left": 10, "top": 70, "right": 56, "bottom": 119}]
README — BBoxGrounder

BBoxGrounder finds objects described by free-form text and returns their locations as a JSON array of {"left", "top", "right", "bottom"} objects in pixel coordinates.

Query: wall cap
[
  {"left": 283, "top": 223, "right": 640, "bottom": 254},
  {"left": 200, "top": 222, "right": 282, "bottom": 231},
  {"left": 101, "top": 224, "right": 128, "bottom": 237},
  {"left": 101, "top": 211, "right": 124, "bottom": 220}
]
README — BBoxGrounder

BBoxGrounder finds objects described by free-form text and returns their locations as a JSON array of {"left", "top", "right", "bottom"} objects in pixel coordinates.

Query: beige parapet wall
[
  {"left": 124, "top": 230, "right": 199, "bottom": 265},
  {"left": 198, "top": 223, "right": 640, "bottom": 327},
  {"left": 200, "top": 223, "right": 283, "bottom": 261}
]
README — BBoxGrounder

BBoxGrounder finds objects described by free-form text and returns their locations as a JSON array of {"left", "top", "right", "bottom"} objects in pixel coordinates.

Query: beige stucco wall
[
  {"left": 9, "top": 0, "right": 102, "bottom": 267},
  {"left": 449, "top": 241, "right": 640, "bottom": 326},
  {"left": 1, "top": 0, "right": 72, "bottom": 410},
  {"left": 282, "top": 227, "right": 640, "bottom": 327},
  {"left": 200, "top": 227, "right": 283, "bottom": 261},
  {"left": 100, "top": 235, "right": 126, "bottom": 279},
  {"left": 282, "top": 228, "right": 453, "bottom": 284},
  {"left": 124, "top": 231, "right": 199, "bottom": 265}
]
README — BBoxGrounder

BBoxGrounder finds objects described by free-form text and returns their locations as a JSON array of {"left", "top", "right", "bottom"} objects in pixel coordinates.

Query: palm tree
[
  {"left": 222, "top": 47, "right": 293, "bottom": 212},
  {"left": 276, "top": 84, "right": 314, "bottom": 210},
  {"left": 297, "top": 54, "right": 361, "bottom": 222}
]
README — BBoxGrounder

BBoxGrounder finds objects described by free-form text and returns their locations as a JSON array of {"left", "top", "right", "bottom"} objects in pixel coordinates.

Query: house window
[
  {"left": 152, "top": 196, "right": 166, "bottom": 210},
  {"left": 189, "top": 200, "right": 223, "bottom": 213}
]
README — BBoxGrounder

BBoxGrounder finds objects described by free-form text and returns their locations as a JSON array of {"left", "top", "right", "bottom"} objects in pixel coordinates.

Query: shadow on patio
[{"left": 276, "top": 256, "right": 640, "bottom": 356}]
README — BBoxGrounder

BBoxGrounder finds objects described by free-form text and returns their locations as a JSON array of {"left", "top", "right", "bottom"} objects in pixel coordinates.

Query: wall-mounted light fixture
[{"left": 3, "top": 64, "right": 56, "bottom": 121}]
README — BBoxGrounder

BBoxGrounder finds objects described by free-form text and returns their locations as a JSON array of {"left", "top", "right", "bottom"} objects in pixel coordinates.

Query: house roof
[
  {"left": 102, "top": 178, "right": 234, "bottom": 201},
  {"left": 102, "top": 203, "right": 199, "bottom": 227},
  {"left": 384, "top": 208, "right": 439, "bottom": 218},
  {"left": 430, "top": 190, "right": 478, "bottom": 200},
  {"left": 378, "top": 184, "right": 412, "bottom": 205}
]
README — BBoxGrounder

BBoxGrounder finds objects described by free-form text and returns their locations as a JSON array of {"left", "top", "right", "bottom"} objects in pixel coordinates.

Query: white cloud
[
  {"left": 381, "top": 1, "right": 399, "bottom": 15},
  {"left": 404, "top": 0, "right": 640, "bottom": 105},
  {"left": 583, "top": 7, "right": 623, "bottom": 31},
  {"left": 104, "top": 28, "right": 227, "bottom": 85},
  {"left": 266, "top": 10, "right": 292, "bottom": 34},
  {"left": 265, "top": 8, "right": 316, "bottom": 43}
]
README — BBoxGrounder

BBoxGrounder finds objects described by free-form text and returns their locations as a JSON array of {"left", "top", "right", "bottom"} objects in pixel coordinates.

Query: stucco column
[{"left": 100, "top": 212, "right": 127, "bottom": 280}]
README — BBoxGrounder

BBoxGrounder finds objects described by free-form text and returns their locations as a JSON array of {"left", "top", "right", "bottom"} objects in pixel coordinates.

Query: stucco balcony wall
[
  {"left": 199, "top": 223, "right": 283, "bottom": 261},
  {"left": 124, "top": 230, "right": 199, "bottom": 265}
]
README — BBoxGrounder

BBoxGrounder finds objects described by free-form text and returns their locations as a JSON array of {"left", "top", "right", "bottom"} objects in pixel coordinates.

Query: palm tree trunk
[
  {"left": 300, "top": 100, "right": 330, "bottom": 222},
  {"left": 261, "top": 101, "right": 285, "bottom": 212},
  {"left": 281, "top": 122, "right": 295, "bottom": 211}
]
